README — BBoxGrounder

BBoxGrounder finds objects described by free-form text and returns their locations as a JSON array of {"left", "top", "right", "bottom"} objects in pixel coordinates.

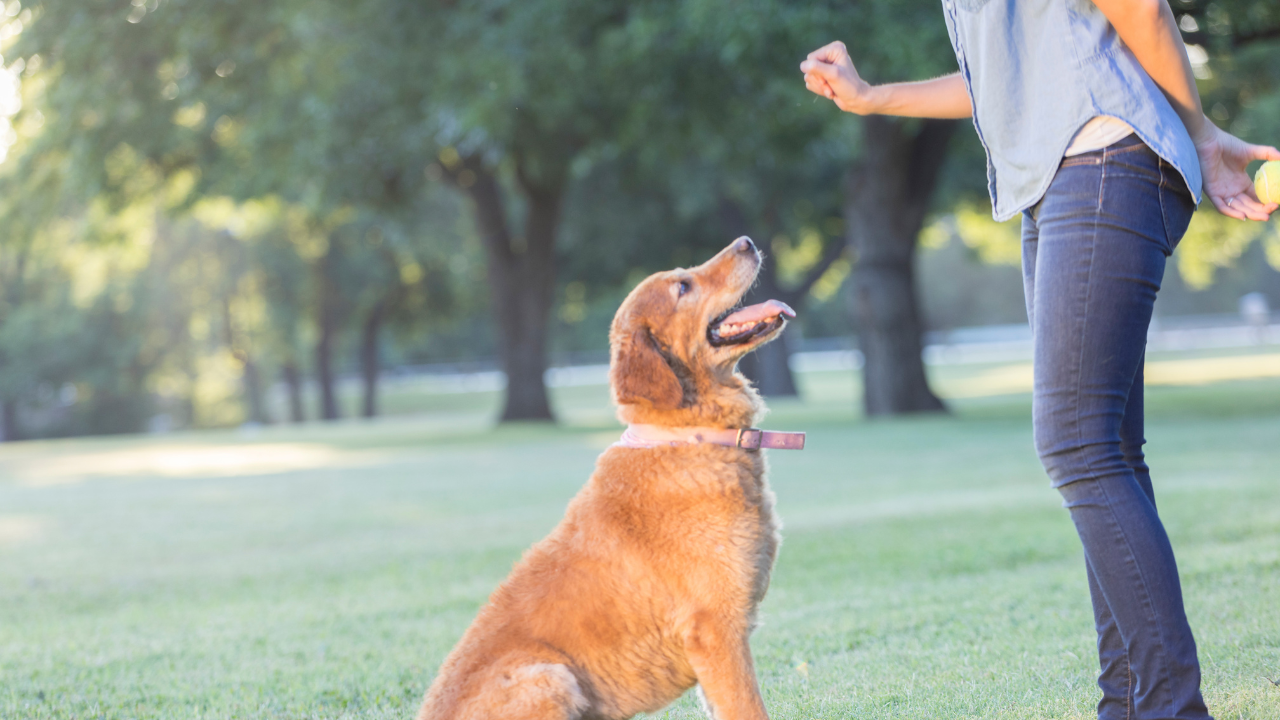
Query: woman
[{"left": 800, "top": 2, "right": 1277, "bottom": 719}]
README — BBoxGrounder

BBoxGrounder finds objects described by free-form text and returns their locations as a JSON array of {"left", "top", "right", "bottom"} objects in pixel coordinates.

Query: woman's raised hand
[{"left": 800, "top": 41, "right": 875, "bottom": 115}]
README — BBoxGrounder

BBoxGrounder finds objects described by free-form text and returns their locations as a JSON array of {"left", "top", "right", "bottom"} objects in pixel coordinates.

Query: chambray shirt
[{"left": 941, "top": 0, "right": 1203, "bottom": 221}]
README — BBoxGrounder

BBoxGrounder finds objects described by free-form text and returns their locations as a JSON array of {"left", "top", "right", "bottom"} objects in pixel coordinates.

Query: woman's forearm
[
  {"left": 1090, "top": 0, "right": 1207, "bottom": 143},
  {"left": 801, "top": 43, "right": 972, "bottom": 120},
  {"left": 860, "top": 74, "right": 973, "bottom": 119}
]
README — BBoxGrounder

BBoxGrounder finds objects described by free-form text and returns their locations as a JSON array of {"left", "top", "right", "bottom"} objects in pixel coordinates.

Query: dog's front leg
[{"left": 681, "top": 611, "right": 768, "bottom": 720}]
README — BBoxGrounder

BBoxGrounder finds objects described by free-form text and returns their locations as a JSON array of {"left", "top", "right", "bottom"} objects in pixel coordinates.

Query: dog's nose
[{"left": 733, "top": 236, "right": 756, "bottom": 255}]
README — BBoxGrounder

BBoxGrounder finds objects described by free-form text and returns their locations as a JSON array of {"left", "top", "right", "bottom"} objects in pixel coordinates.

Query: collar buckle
[{"left": 735, "top": 427, "right": 763, "bottom": 450}]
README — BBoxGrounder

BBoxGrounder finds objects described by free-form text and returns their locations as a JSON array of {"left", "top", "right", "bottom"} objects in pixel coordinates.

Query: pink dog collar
[{"left": 616, "top": 424, "right": 806, "bottom": 451}]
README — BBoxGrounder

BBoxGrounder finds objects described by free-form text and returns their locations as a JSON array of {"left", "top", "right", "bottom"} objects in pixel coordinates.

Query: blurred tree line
[{"left": 0, "top": 0, "right": 1278, "bottom": 440}]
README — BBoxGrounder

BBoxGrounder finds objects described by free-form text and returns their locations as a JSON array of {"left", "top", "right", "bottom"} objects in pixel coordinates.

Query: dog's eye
[{"left": 676, "top": 280, "right": 691, "bottom": 297}]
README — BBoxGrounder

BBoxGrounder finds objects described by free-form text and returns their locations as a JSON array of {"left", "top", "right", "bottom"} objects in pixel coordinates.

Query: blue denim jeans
[{"left": 1021, "top": 135, "right": 1209, "bottom": 720}]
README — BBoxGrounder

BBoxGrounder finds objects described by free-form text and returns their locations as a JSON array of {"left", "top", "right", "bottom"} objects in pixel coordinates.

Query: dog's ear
[{"left": 611, "top": 327, "right": 683, "bottom": 410}]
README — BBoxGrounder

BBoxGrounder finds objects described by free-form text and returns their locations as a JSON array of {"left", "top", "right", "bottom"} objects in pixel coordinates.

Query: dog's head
[{"left": 609, "top": 236, "right": 795, "bottom": 428}]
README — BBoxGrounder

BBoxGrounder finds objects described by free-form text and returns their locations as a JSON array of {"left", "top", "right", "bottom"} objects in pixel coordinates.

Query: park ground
[{"left": 2, "top": 346, "right": 1279, "bottom": 719}]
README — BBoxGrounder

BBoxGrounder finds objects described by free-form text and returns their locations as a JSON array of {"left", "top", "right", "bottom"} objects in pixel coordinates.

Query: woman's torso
[{"left": 940, "top": 0, "right": 1202, "bottom": 220}]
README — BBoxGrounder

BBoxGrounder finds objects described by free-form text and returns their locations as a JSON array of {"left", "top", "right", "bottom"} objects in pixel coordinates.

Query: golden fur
[{"left": 417, "top": 238, "right": 785, "bottom": 720}]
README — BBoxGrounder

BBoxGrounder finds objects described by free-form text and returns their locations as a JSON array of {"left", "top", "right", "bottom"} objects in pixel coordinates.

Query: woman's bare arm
[
  {"left": 1092, "top": 0, "right": 1279, "bottom": 220},
  {"left": 1092, "top": 0, "right": 1204, "bottom": 139},
  {"left": 799, "top": 41, "right": 972, "bottom": 119}
]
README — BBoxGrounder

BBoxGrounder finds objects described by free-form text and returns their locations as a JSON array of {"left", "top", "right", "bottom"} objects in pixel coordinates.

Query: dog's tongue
[{"left": 721, "top": 299, "right": 796, "bottom": 325}]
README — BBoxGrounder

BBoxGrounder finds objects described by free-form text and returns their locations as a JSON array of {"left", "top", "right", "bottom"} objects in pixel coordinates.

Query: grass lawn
[{"left": 2, "top": 347, "right": 1279, "bottom": 719}]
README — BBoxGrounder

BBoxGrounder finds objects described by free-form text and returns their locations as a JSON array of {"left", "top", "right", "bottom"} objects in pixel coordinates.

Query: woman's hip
[{"left": 1027, "top": 135, "right": 1195, "bottom": 256}]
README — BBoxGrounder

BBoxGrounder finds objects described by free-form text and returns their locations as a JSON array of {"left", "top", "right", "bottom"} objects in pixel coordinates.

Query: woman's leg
[
  {"left": 1026, "top": 182, "right": 1137, "bottom": 719},
  {"left": 1025, "top": 191, "right": 1135, "bottom": 719},
  {"left": 1022, "top": 138, "right": 1207, "bottom": 720},
  {"left": 1086, "top": 360, "right": 1153, "bottom": 720}
]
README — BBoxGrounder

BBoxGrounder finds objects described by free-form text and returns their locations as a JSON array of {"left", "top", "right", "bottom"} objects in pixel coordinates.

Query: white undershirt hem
[{"left": 1064, "top": 115, "right": 1135, "bottom": 157}]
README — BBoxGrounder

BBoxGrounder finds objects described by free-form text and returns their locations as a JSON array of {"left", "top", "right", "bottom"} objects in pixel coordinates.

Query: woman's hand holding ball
[{"left": 1192, "top": 120, "right": 1280, "bottom": 221}]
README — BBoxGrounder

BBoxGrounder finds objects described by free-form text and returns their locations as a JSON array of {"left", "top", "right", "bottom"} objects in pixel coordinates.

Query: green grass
[{"left": 2, "top": 349, "right": 1280, "bottom": 719}]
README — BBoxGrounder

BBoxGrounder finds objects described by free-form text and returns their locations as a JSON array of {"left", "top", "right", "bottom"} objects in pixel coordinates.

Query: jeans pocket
[{"left": 1159, "top": 171, "right": 1195, "bottom": 254}]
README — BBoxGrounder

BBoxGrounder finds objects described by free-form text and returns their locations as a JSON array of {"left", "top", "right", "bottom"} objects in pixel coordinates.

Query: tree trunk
[
  {"left": 454, "top": 156, "right": 559, "bottom": 422},
  {"left": 316, "top": 319, "right": 339, "bottom": 421},
  {"left": 241, "top": 359, "right": 269, "bottom": 425},
  {"left": 0, "top": 400, "right": 17, "bottom": 442},
  {"left": 223, "top": 297, "right": 269, "bottom": 425},
  {"left": 316, "top": 246, "right": 342, "bottom": 421},
  {"left": 739, "top": 329, "right": 800, "bottom": 396},
  {"left": 282, "top": 362, "right": 305, "bottom": 423},
  {"left": 1, "top": 243, "right": 29, "bottom": 442},
  {"left": 845, "top": 116, "right": 955, "bottom": 416},
  {"left": 360, "top": 299, "right": 386, "bottom": 419},
  {"left": 737, "top": 257, "right": 801, "bottom": 396}
]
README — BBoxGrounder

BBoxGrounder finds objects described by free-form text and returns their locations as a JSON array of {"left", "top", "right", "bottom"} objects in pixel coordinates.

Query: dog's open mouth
[{"left": 708, "top": 299, "right": 796, "bottom": 347}]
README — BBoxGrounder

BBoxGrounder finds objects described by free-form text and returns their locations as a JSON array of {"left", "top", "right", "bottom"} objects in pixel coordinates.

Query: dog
[{"left": 417, "top": 236, "right": 803, "bottom": 720}]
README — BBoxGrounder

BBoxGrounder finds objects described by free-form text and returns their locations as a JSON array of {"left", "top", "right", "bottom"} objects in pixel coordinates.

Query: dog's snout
[{"left": 733, "top": 236, "right": 757, "bottom": 255}]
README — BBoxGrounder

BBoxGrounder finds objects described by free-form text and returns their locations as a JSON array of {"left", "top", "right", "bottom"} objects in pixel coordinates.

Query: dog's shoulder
[
  {"left": 560, "top": 445, "right": 775, "bottom": 559},
  {"left": 590, "top": 444, "right": 766, "bottom": 503}
]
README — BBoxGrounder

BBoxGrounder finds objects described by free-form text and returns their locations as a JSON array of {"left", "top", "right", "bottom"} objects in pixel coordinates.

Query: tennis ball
[{"left": 1254, "top": 160, "right": 1280, "bottom": 204}]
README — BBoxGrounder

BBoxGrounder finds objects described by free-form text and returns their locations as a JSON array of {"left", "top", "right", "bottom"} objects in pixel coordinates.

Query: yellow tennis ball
[{"left": 1254, "top": 160, "right": 1280, "bottom": 204}]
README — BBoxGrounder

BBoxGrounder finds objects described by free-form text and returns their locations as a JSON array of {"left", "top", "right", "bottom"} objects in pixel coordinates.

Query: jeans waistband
[
  {"left": 1059, "top": 133, "right": 1158, "bottom": 172},
  {"left": 1107, "top": 134, "right": 1145, "bottom": 151}
]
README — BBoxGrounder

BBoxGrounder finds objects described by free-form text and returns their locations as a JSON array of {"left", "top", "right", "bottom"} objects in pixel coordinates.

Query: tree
[
  {"left": 12, "top": 0, "right": 1139, "bottom": 434},
  {"left": 532, "top": 1, "right": 857, "bottom": 399},
  {"left": 845, "top": 116, "right": 955, "bottom": 414},
  {"left": 417, "top": 1, "right": 682, "bottom": 421},
  {"left": 421, "top": 0, "right": 874, "bottom": 416},
  {"left": 809, "top": 1, "right": 969, "bottom": 416},
  {"left": 12, "top": 0, "right": 462, "bottom": 424},
  {"left": 636, "top": 0, "right": 970, "bottom": 411}
]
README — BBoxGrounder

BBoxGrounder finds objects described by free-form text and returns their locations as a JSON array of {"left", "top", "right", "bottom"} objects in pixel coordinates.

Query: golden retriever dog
[{"left": 417, "top": 236, "right": 804, "bottom": 720}]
